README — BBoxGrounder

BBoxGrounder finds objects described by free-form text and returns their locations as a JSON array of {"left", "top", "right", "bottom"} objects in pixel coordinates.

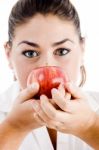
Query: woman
[{"left": 0, "top": 0, "right": 99, "bottom": 149}]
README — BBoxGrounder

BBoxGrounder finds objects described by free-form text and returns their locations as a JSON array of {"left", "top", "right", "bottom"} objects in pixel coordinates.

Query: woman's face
[{"left": 6, "top": 14, "right": 84, "bottom": 89}]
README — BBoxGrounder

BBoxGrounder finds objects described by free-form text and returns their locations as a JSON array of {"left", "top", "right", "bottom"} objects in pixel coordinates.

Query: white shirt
[{"left": 0, "top": 81, "right": 99, "bottom": 150}]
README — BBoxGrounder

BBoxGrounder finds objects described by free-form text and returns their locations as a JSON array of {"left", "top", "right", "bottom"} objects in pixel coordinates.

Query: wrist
[
  {"left": 0, "top": 120, "right": 28, "bottom": 150},
  {"left": 0, "top": 119, "right": 27, "bottom": 134},
  {"left": 78, "top": 112, "right": 99, "bottom": 149}
]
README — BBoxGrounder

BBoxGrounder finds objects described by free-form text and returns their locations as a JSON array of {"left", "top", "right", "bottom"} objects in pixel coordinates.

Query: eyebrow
[
  {"left": 18, "top": 41, "right": 39, "bottom": 48},
  {"left": 52, "top": 38, "right": 74, "bottom": 46},
  {"left": 17, "top": 38, "right": 74, "bottom": 48}
]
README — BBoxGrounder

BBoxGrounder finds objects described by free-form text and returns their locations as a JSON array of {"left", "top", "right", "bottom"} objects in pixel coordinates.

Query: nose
[
  {"left": 39, "top": 53, "right": 58, "bottom": 67},
  {"left": 40, "top": 59, "right": 56, "bottom": 67},
  {"left": 45, "top": 62, "right": 49, "bottom": 66}
]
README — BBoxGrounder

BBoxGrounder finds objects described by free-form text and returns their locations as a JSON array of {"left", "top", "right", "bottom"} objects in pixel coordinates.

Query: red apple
[{"left": 27, "top": 66, "right": 69, "bottom": 99}]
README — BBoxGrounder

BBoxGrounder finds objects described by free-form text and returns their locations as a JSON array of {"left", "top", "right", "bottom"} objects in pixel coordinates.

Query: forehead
[{"left": 14, "top": 14, "right": 79, "bottom": 43}]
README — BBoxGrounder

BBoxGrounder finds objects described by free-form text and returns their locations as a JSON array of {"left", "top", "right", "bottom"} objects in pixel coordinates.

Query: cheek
[
  {"left": 69, "top": 64, "right": 80, "bottom": 83},
  {"left": 11, "top": 57, "right": 34, "bottom": 89},
  {"left": 15, "top": 66, "right": 29, "bottom": 89},
  {"left": 61, "top": 57, "right": 81, "bottom": 84}
]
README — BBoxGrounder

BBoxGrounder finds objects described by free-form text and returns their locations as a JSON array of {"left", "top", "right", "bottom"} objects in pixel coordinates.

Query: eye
[
  {"left": 22, "top": 50, "right": 40, "bottom": 58},
  {"left": 54, "top": 48, "right": 71, "bottom": 56}
]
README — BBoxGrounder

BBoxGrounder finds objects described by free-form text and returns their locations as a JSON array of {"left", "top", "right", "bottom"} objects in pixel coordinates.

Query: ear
[
  {"left": 4, "top": 42, "right": 13, "bottom": 70},
  {"left": 80, "top": 37, "right": 85, "bottom": 66},
  {"left": 81, "top": 37, "right": 85, "bottom": 51}
]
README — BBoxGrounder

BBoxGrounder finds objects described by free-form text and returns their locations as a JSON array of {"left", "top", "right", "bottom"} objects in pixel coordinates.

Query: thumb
[
  {"left": 65, "top": 82, "right": 85, "bottom": 99},
  {"left": 17, "top": 82, "right": 39, "bottom": 103}
]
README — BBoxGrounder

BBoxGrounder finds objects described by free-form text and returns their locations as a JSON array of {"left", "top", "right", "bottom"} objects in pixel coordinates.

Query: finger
[
  {"left": 32, "top": 99, "right": 53, "bottom": 122},
  {"left": 46, "top": 121, "right": 63, "bottom": 130},
  {"left": 34, "top": 113, "right": 46, "bottom": 126},
  {"left": 65, "top": 92, "right": 71, "bottom": 101},
  {"left": 17, "top": 82, "right": 39, "bottom": 103},
  {"left": 36, "top": 109, "right": 61, "bottom": 128},
  {"left": 58, "top": 84, "right": 71, "bottom": 100},
  {"left": 40, "top": 95, "right": 71, "bottom": 122},
  {"left": 40, "top": 95, "right": 59, "bottom": 120},
  {"left": 40, "top": 95, "right": 72, "bottom": 124},
  {"left": 65, "top": 100, "right": 81, "bottom": 113},
  {"left": 58, "top": 84, "right": 65, "bottom": 97},
  {"left": 32, "top": 101, "right": 47, "bottom": 125},
  {"left": 51, "top": 88, "right": 68, "bottom": 112},
  {"left": 32, "top": 96, "right": 62, "bottom": 128},
  {"left": 32, "top": 100, "right": 40, "bottom": 112},
  {"left": 52, "top": 89, "right": 71, "bottom": 112},
  {"left": 65, "top": 82, "right": 86, "bottom": 99}
]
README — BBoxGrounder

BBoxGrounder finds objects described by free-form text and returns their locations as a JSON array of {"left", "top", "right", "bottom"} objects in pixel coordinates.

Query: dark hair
[
  {"left": 8, "top": 0, "right": 86, "bottom": 86},
  {"left": 8, "top": 0, "right": 82, "bottom": 45}
]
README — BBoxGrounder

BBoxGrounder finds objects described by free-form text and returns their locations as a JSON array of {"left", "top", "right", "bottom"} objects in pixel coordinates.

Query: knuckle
[
  {"left": 16, "top": 93, "right": 23, "bottom": 103},
  {"left": 65, "top": 93, "right": 71, "bottom": 100},
  {"left": 27, "top": 88, "right": 33, "bottom": 94},
  {"left": 50, "top": 111, "right": 57, "bottom": 119},
  {"left": 61, "top": 102, "right": 67, "bottom": 111},
  {"left": 55, "top": 123, "right": 59, "bottom": 129},
  {"left": 54, "top": 122, "right": 62, "bottom": 129}
]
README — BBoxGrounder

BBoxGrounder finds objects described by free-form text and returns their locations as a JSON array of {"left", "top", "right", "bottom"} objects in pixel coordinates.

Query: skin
[
  {"left": 0, "top": 14, "right": 99, "bottom": 150},
  {"left": 6, "top": 14, "right": 84, "bottom": 88}
]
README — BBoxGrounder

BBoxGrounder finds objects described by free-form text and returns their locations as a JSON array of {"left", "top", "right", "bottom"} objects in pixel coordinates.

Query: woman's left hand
[{"left": 32, "top": 82, "right": 96, "bottom": 137}]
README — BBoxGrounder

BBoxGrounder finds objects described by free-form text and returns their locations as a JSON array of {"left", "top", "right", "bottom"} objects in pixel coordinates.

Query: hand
[
  {"left": 5, "top": 82, "right": 45, "bottom": 134},
  {"left": 32, "top": 82, "right": 96, "bottom": 137}
]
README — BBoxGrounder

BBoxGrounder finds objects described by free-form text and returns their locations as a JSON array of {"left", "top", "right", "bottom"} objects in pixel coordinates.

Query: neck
[{"left": 47, "top": 128, "right": 57, "bottom": 150}]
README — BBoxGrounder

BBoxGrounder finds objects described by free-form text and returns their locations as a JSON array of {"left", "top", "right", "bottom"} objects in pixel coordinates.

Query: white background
[{"left": 0, "top": 0, "right": 99, "bottom": 93}]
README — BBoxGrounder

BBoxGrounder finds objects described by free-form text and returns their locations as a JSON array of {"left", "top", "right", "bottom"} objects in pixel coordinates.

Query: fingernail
[
  {"left": 51, "top": 88, "right": 58, "bottom": 94},
  {"left": 58, "top": 84, "right": 63, "bottom": 90},
  {"left": 31, "top": 82, "right": 39, "bottom": 89},
  {"left": 32, "top": 101, "right": 40, "bottom": 111},
  {"left": 40, "top": 95, "right": 46, "bottom": 100},
  {"left": 67, "top": 82, "right": 73, "bottom": 88},
  {"left": 40, "top": 95, "right": 48, "bottom": 104}
]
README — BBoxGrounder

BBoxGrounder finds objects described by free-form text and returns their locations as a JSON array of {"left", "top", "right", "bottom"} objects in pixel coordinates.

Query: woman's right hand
[{"left": 4, "top": 82, "right": 45, "bottom": 134}]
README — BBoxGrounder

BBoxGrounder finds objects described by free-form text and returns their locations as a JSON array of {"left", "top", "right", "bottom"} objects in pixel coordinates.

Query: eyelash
[
  {"left": 22, "top": 48, "right": 71, "bottom": 58},
  {"left": 22, "top": 50, "right": 40, "bottom": 58},
  {"left": 54, "top": 48, "right": 71, "bottom": 56}
]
